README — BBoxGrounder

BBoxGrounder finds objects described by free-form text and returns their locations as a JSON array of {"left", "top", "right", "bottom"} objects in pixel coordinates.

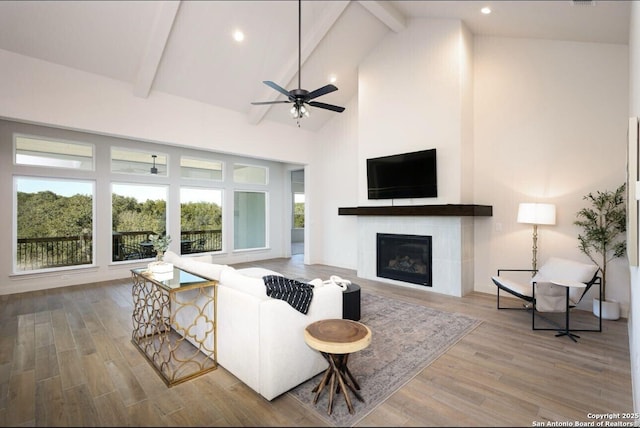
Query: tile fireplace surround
[{"left": 339, "top": 205, "right": 492, "bottom": 297}]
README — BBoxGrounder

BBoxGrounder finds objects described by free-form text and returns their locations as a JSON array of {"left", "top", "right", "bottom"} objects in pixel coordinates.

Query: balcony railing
[
  {"left": 17, "top": 235, "right": 92, "bottom": 270},
  {"left": 17, "top": 229, "right": 223, "bottom": 270}
]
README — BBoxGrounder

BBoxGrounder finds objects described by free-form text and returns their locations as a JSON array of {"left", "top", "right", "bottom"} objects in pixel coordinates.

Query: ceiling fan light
[
  {"left": 250, "top": 0, "right": 344, "bottom": 125},
  {"left": 289, "top": 104, "right": 309, "bottom": 119}
]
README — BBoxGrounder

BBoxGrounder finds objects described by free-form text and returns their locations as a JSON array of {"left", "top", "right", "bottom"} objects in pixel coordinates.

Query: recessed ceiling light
[
  {"left": 329, "top": 74, "right": 337, "bottom": 84},
  {"left": 233, "top": 30, "right": 245, "bottom": 42},
  {"left": 481, "top": 7, "right": 491, "bottom": 15}
]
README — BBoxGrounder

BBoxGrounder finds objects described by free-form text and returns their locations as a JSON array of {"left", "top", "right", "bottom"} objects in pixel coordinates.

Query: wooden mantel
[{"left": 338, "top": 204, "right": 493, "bottom": 217}]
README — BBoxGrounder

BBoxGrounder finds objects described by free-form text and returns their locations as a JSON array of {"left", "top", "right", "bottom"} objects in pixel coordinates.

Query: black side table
[{"left": 342, "top": 283, "right": 361, "bottom": 321}]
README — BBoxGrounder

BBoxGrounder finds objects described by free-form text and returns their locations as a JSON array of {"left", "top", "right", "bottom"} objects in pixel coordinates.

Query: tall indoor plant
[{"left": 573, "top": 183, "right": 626, "bottom": 320}]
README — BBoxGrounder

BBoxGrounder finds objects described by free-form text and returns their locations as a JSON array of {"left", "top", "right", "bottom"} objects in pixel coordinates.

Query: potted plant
[
  {"left": 573, "top": 183, "right": 626, "bottom": 320},
  {"left": 148, "top": 234, "right": 172, "bottom": 274}
]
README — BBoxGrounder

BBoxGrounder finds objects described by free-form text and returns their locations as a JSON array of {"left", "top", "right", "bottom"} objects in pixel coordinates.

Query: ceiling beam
[
  {"left": 132, "top": 1, "right": 181, "bottom": 98},
  {"left": 247, "top": 1, "right": 350, "bottom": 126},
  {"left": 357, "top": 0, "right": 406, "bottom": 33}
]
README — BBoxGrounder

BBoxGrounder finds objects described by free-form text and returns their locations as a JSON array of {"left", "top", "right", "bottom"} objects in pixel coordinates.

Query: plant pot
[
  {"left": 148, "top": 261, "right": 173, "bottom": 274},
  {"left": 593, "top": 298, "right": 620, "bottom": 320}
]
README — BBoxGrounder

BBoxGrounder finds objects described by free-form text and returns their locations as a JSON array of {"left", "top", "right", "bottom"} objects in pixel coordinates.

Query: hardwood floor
[{"left": 0, "top": 255, "right": 632, "bottom": 427}]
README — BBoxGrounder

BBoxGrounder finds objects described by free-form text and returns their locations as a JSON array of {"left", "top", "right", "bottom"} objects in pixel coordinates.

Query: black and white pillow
[{"left": 262, "top": 275, "right": 314, "bottom": 314}]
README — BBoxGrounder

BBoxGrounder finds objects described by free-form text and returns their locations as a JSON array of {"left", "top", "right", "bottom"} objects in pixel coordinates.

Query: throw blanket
[{"left": 262, "top": 275, "right": 314, "bottom": 314}]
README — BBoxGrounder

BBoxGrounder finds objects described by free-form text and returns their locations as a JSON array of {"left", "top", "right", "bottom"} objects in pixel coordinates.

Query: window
[
  {"left": 180, "top": 187, "right": 223, "bottom": 254},
  {"left": 15, "top": 135, "right": 94, "bottom": 170},
  {"left": 233, "top": 164, "right": 267, "bottom": 185},
  {"left": 111, "top": 148, "right": 167, "bottom": 176},
  {"left": 15, "top": 177, "right": 94, "bottom": 272},
  {"left": 181, "top": 157, "right": 223, "bottom": 180},
  {"left": 234, "top": 191, "right": 266, "bottom": 250},
  {"left": 293, "top": 193, "right": 305, "bottom": 228},
  {"left": 112, "top": 183, "right": 167, "bottom": 262}
]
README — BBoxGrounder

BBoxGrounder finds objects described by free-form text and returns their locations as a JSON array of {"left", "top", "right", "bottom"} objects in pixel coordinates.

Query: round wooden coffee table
[{"left": 304, "top": 318, "right": 372, "bottom": 415}]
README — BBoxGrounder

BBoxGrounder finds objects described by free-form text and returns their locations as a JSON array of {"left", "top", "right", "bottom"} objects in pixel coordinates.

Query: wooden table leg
[
  {"left": 337, "top": 354, "right": 364, "bottom": 402},
  {"left": 327, "top": 362, "right": 336, "bottom": 415},
  {"left": 327, "top": 353, "right": 354, "bottom": 414},
  {"left": 312, "top": 365, "right": 332, "bottom": 404}
]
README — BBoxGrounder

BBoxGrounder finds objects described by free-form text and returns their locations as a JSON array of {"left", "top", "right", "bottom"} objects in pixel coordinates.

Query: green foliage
[
  {"left": 17, "top": 191, "right": 93, "bottom": 238},
  {"left": 20, "top": 191, "right": 222, "bottom": 240},
  {"left": 112, "top": 194, "right": 166, "bottom": 234},
  {"left": 573, "top": 183, "right": 626, "bottom": 301},
  {"left": 181, "top": 202, "right": 222, "bottom": 230},
  {"left": 293, "top": 202, "right": 305, "bottom": 228},
  {"left": 149, "top": 234, "right": 172, "bottom": 253}
]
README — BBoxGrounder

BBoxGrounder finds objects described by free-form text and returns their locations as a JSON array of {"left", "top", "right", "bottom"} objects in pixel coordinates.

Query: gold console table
[{"left": 131, "top": 267, "right": 218, "bottom": 386}]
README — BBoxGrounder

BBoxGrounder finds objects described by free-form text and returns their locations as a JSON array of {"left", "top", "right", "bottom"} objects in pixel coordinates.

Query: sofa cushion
[
  {"left": 236, "top": 267, "right": 283, "bottom": 279},
  {"left": 189, "top": 254, "right": 213, "bottom": 263},
  {"left": 532, "top": 257, "right": 598, "bottom": 284},
  {"left": 220, "top": 268, "right": 271, "bottom": 300},
  {"left": 532, "top": 257, "right": 598, "bottom": 306},
  {"left": 163, "top": 250, "right": 232, "bottom": 281},
  {"left": 491, "top": 276, "right": 533, "bottom": 298}
]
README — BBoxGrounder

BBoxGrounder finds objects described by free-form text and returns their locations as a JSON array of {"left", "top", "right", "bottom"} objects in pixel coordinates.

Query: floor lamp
[{"left": 517, "top": 203, "right": 556, "bottom": 273}]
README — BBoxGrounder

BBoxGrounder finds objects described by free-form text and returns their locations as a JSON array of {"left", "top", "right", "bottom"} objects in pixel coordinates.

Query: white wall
[
  {"left": 627, "top": 0, "right": 640, "bottom": 414},
  {"left": 473, "top": 36, "right": 630, "bottom": 314},
  {"left": 358, "top": 18, "right": 470, "bottom": 206},
  {"left": 307, "top": 95, "right": 359, "bottom": 268},
  {"left": 0, "top": 49, "right": 315, "bottom": 164}
]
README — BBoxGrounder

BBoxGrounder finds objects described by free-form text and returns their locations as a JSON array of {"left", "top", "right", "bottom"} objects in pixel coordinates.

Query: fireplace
[{"left": 376, "top": 233, "right": 432, "bottom": 286}]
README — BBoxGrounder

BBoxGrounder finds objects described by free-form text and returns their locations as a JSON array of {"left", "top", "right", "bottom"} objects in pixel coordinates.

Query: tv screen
[{"left": 367, "top": 149, "right": 437, "bottom": 199}]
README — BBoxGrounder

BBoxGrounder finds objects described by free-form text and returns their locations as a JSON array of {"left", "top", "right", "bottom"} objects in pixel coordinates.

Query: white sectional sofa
[{"left": 162, "top": 250, "right": 344, "bottom": 400}]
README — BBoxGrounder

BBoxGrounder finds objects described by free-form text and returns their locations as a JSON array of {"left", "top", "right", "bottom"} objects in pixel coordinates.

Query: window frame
[
  {"left": 233, "top": 190, "right": 268, "bottom": 251},
  {"left": 180, "top": 156, "right": 224, "bottom": 181},
  {"left": 14, "top": 133, "right": 95, "bottom": 171},
  {"left": 232, "top": 163, "right": 269, "bottom": 185},
  {"left": 110, "top": 182, "right": 169, "bottom": 264},
  {"left": 180, "top": 186, "right": 224, "bottom": 255},
  {"left": 13, "top": 175, "right": 97, "bottom": 274},
  {"left": 111, "top": 147, "right": 169, "bottom": 177}
]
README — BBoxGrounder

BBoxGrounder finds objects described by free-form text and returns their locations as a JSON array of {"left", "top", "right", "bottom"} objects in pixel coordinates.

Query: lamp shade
[{"left": 517, "top": 203, "right": 556, "bottom": 225}]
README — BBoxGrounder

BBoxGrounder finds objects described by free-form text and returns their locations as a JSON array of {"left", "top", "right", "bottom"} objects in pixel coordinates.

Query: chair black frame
[
  {"left": 493, "top": 268, "right": 537, "bottom": 310},
  {"left": 493, "top": 268, "right": 603, "bottom": 335},
  {"left": 531, "top": 273, "right": 602, "bottom": 335},
  {"left": 120, "top": 243, "right": 143, "bottom": 260}
]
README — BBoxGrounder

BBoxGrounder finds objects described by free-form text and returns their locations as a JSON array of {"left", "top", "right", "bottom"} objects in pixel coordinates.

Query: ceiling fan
[{"left": 251, "top": 0, "right": 345, "bottom": 126}]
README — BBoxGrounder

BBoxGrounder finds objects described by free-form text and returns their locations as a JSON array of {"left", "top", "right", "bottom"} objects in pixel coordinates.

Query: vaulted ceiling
[{"left": 0, "top": 1, "right": 631, "bottom": 131}]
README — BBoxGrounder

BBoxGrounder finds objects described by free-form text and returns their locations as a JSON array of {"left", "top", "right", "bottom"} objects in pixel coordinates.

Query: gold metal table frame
[{"left": 131, "top": 267, "right": 218, "bottom": 386}]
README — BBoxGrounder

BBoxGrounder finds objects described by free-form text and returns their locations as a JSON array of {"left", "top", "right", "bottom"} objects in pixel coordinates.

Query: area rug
[{"left": 287, "top": 292, "right": 482, "bottom": 427}]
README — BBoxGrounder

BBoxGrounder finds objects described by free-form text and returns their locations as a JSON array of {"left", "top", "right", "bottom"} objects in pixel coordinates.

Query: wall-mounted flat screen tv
[{"left": 367, "top": 148, "right": 437, "bottom": 199}]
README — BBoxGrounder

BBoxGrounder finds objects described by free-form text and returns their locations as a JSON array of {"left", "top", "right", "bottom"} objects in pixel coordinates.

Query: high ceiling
[{"left": 0, "top": 1, "right": 631, "bottom": 131}]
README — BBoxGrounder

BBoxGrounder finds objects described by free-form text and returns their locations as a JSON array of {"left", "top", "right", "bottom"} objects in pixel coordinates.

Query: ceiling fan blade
[
  {"left": 308, "top": 101, "right": 345, "bottom": 113},
  {"left": 307, "top": 84, "right": 338, "bottom": 100},
  {"left": 263, "top": 81, "right": 291, "bottom": 98},
  {"left": 251, "top": 100, "right": 291, "bottom": 105}
]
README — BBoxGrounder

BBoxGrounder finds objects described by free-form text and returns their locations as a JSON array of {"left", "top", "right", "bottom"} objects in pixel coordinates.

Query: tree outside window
[
  {"left": 180, "top": 187, "right": 223, "bottom": 254},
  {"left": 15, "top": 177, "right": 94, "bottom": 272},
  {"left": 293, "top": 193, "right": 305, "bottom": 228},
  {"left": 111, "top": 183, "right": 167, "bottom": 262}
]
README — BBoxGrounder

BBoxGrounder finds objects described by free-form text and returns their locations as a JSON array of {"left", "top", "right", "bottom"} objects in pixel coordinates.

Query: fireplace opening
[{"left": 376, "top": 233, "right": 432, "bottom": 286}]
